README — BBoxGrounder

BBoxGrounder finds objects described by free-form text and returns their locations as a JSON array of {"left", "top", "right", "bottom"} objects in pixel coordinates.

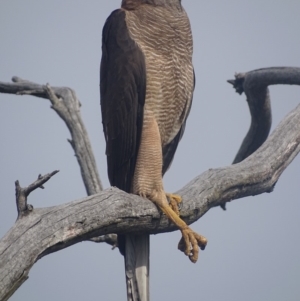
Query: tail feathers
[{"left": 125, "top": 234, "right": 150, "bottom": 301}]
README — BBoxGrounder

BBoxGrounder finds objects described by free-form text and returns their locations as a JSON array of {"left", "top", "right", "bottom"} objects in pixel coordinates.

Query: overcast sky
[{"left": 0, "top": 1, "right": 300, "bottom": 300}]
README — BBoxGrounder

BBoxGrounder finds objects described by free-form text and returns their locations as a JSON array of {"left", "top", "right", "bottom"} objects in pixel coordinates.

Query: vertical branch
[
  {"left": 44, "top": 83, "right": 103, "bottom": 195},
  {"left": 0, "top": 77, "right": 103, "bottom": 195}
]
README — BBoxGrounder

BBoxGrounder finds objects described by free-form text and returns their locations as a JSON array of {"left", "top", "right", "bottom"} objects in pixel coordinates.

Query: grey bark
[
  {"left": 0, "top": 67, "right": 300, "bottom": 300},
  {"left": 0, "top": 77, "right": 102, "bottom": 195},
  {"left": 15, "top": 171, "right": 59, "bottom": 219},
  {"left": 228, "top": 67, "right": 300, "bottom": 164}
]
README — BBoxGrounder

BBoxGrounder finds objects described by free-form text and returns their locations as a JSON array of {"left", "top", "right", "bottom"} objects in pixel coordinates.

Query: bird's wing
[
  {"left": 100, "top": 9, "right": 146, "bottom": 192},
  {"left": 162, "top": 71, "right": 195, "bottom": 176}
]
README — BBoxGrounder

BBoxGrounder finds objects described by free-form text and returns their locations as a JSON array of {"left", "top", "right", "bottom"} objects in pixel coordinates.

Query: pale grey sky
[{"left": 0, "top": 1, "right": 299, "bottom": 300}]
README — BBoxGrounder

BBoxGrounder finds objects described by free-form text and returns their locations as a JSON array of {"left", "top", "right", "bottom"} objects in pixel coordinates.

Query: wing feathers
[{"left": 100, "top": 9, "right": 146, "bottom": 192}]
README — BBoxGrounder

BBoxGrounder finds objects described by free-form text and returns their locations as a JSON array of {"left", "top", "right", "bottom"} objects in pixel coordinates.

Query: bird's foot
[
  {"left": 178, "top": 227, "right": 208, "bottom": 263},
  {"left": 150, "top": 190, "right": 207, "bottom": 263},
  {"left": 166, "top": 193, "right": 182, "bottom": 216}
]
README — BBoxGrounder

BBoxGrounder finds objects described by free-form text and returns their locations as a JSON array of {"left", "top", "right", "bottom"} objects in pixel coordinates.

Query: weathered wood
[
  {"left": 1, "top": 99, "right": 300, "bottom": 300},
  {"left": 15, "top": 171, "right": 59, "bottom": 219},
  {"left": 228, "top": 67, "right": 300, "bottom": 164},
  {"left": 0, "top": 77, "right": 103, "bottom": 195},
  {"left": 0, "top": 67, "right": 300, "bottom": 300}
]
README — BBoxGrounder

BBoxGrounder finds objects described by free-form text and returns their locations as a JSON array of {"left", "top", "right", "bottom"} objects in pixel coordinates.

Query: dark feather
[{"left": 100, "top": 9, "right": 146, "bottom": 193}]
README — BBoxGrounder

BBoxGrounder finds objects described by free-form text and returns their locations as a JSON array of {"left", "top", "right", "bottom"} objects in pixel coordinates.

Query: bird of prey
[{"left": 100, "top": 0, "right": 207, "bottom": 300}]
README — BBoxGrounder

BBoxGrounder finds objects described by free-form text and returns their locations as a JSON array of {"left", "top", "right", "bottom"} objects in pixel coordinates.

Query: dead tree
[{"left": 0, "top": 67, "right": 300, "bottom": 301}]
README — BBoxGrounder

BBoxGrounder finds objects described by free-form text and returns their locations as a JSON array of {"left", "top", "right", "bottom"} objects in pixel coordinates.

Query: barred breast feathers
[{"left": 124, "top": 5, "right": 194, "bottom": 146}]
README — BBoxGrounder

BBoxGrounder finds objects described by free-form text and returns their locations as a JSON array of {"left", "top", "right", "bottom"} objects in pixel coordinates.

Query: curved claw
[
  {"left": 154, "top": 193, "right": 207, "bottom": 263},
  {"left": 178, "top": 227, "right": 208, "bottom": 263},
  {"left": 166, "top": 193, "right": 182, "bottom": 216}
]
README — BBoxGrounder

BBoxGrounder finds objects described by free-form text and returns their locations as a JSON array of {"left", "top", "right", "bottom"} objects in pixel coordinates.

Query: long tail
[{"left": 125, "top": 234, "right": 150, "bottom": 301}]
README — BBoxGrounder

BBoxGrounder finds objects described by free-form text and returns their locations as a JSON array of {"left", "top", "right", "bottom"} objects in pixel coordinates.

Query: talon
[
  {"left": 169, "top": 198, "right": 180, "bottom": 215},
  {"left": 155, "top": 194, "right": 207, "bottom": 264},
  {"left": 166, "top": 193, "right": 182, "bottom": 216},
  {"left": 166, "top": 193, "right": 181, "bottom": 203},
  {"left": 178, "top": 227, "right": 207, "bottom": 263}
]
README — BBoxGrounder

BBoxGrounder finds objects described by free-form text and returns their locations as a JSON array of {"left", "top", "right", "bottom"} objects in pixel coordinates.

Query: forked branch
[
  {"left": 0, "top": 67, "right": 299, "bottom": 300},
  {"left": 0, "top": 77, "right": 102, "bottom": 195},
  {"left": 15, "top": 171, "right": 59, "bottom": 219}
]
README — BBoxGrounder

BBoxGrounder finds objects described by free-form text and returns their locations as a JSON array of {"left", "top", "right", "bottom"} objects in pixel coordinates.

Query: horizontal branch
[
  {"left": 1, "top": 97, "right": 300, "bottom": 300},
  {"left": 1, "top": 67, "right": 299, "bottom": 300}
]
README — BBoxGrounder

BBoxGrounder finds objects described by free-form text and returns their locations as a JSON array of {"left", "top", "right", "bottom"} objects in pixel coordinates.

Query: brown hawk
[{"left": 100, "top": 1, "right": 207, "bottom": 300}]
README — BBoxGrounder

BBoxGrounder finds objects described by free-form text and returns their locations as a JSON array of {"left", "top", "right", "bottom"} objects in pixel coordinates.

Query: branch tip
[
  {"left": 15, "top": 170, "right": 59, "bottom": 218},
  {"left": 220, "top": 203, "right": 227, "bottom": 211},
  {"left": 11, "top": 76, "right": 28, "bottom": 84},
  {"left": 227, "top": 75, "right": 245, "bottom": 95},
  {"left": 38, "top": 174, "right": 45, "bottom": 189},
  {"left": 67, "top": 139, "right": 75, "bottom": 148},
  {"left": 44, "top": 83, "right": 60, "bottom": 105},
  {"left": 15, "top": 180, "right": 20, "bottom": 189}
]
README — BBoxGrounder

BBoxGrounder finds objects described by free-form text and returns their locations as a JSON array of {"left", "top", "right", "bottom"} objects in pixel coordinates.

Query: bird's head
[{"left": 122, "top": 0, "right": 182, "bottom": 10}]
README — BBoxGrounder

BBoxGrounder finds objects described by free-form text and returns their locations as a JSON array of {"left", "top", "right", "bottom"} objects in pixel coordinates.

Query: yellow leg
[{"left": 133, "top": 114, "right": 207, "bottom": 263}]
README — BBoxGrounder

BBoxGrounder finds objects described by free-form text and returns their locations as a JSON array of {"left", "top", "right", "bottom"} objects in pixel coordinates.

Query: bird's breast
[{"left": 125, "top": 6, "right": 194, "bottom": 146}]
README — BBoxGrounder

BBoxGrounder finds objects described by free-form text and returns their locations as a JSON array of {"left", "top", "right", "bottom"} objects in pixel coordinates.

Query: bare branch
[
  {"left": 15, "top": 171, "right": 59, "bottom": 219},
  {"left": 1, "top": 97, "right": 300, "bottom": 299},
  {"left": 0, "top": 77, "right": 103, "bottom": 195},
  {"left": 25, "top": 171, "right": 59, "bottom": 195},
  {"left": 89, "top": 234, "right": 118, "bottom": 249},
  {"left": 0, "top": 76, "right": 113, "bottom": 249},
  {"left": 1, "top": 67, "right": 300, "bottom": 300},
  {"left": 228, "top": 67, "right": 300, "bottom": 164}
]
